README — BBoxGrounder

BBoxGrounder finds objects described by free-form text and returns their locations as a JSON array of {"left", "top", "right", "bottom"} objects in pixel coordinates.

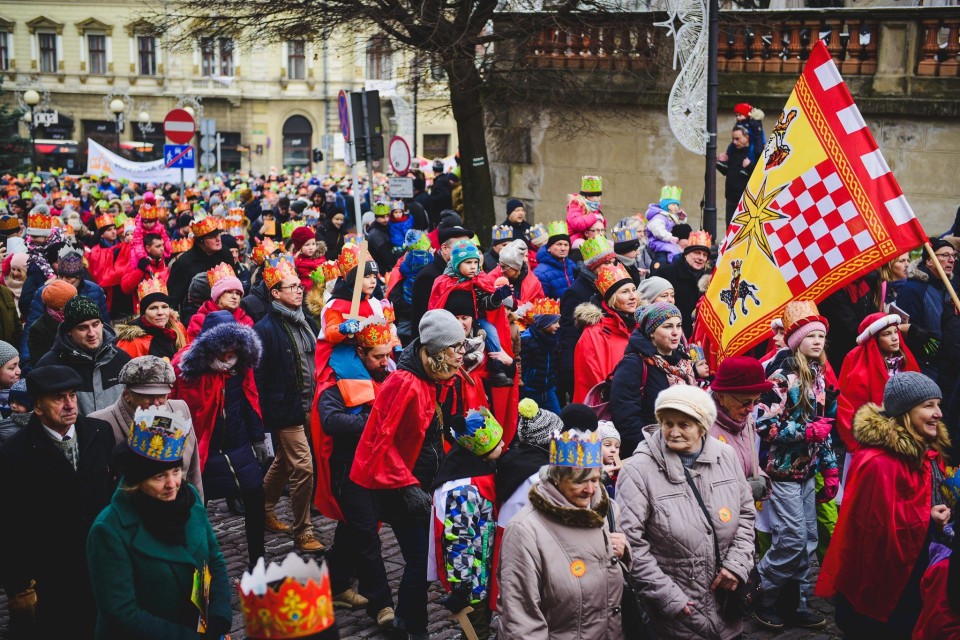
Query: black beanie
[
  {"left": 614, "top": 238, "right": 640, "bottom": 254},
  {"left": 444, "top": 290, "right": 476, "bottom": 318},
  {"left": 559, "top": 403, "right": 599, "bottom": 432},
  {"left": 672, "top": 223, "right": 692, "bottom": 241}
]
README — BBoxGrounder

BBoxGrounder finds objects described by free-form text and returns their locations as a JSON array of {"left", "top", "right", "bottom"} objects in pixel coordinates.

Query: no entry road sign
[{"left": 164, "top": 109, "right": 195, "bottom": 145}]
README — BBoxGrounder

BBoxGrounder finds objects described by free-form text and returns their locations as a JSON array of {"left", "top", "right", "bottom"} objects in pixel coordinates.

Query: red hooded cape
[
  {"left": 487, "top": 265, "right": 545, "bottom": 307},
  {"left": 816, "top": 446, "right": 940, "bottom": 621},
  {"left": 349, "top": 365, "right": 486, "bottom": 490},
  {"left": 170, "top": 351, "right": 263, "bottom": 470},
  {"left": 572, "top": 301, "right": 633, "bottom": 403},
  {"left": 836, "top": 315, "right": 919, "bottom": 451},
  {"left": 87, "top": 242, "right": 132, "bottom": 311}
]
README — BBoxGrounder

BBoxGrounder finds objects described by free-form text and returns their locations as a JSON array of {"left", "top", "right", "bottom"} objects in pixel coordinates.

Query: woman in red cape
[
  {"left": 836, "top": 312, "right": 919, "bottom": 453},
  {"left": 816, "top": 371, "right": 951, "bottom": 637}
]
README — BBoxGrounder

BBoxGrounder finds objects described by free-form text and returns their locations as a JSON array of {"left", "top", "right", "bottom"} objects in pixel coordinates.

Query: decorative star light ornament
[
  {"left": 725, "top": 179, "right": 788, "bottom": 264},
  {"left": 655, "top": 0, "right": 708, "bottom": 155}
]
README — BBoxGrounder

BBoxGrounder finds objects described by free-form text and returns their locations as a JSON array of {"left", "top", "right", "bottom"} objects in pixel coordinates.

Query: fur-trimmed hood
[
  {"left": 114, "top": 311, "right": 183, "bottom": 341},
  {"left": 853, "top": 402, "right": 951, "bottom": 467},
  {"left": 698, "top": 273, "right": 712, "bottom": 294},
  {"left": 305, "top": 285, "right": 326, "bottom": 319},
  {"left": 906, "top": 258, "right": 929, "bottom": 283},
  {"left": 528, "top": 479, "right": 609, "bottom": 528},
  {"left": 574, "top": 301, "right": 603, "bottom": 330},
  {"left": 178, "top": 322, "right": 262, "bottom": 379}
]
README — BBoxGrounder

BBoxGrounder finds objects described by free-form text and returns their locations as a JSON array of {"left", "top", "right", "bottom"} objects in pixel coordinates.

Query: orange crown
[
  {"left": 357, "top": 317, "right": 393, "bottom": 348},
  {"left": 190, "top": 213, "right": 220, "bottom": 238},
  {"left": 207, "top": 262, "right": 237, "bottom": 288},
  {"left": 238, "top": 554, "right": 335, "bottom": 640},
  {"left": 532, "top": 297, "right": 561, "bottom": 317},
  {"left": 263, "top": 254, "right": 297, "bottom": 289},
  {"left": 137, "top": 276, "right": 168, "bottom": 302},
  {"left": 176, "top": 201, "right": 191, "bottom": 213},
  {"left": 337, "top": 244, "right": 360, "bottom": 276},
  {"left": 321, "top": 261, "right": 341, "bottom": 283},
  {"left": 139, "top": 203, "right": 159, "bottom": 220},
  {"left": 251, "top": 237, "right": 279, "bottom": 266},
  {"left": 687, "top": 230, "right": 713, "bottom": 249},
  {"left": 380, "top": 299, "right": 396, "bottom": 325},
  {"left": 170, "top": 237, "right": 193, "bottom": 254},
  {"left": 27, "top": 212, "right": 52, "bottom": 231},
  {"left": 595, "top": 262, "right": 633, "bottom": 298},
  {"left": 94, "top": 213, "right": 115, "bottom": 230}
]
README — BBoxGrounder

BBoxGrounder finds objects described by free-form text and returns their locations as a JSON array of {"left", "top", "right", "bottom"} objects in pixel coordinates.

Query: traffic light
[{"left": 312, "top": 148, "right": 323, "bottom": 162}]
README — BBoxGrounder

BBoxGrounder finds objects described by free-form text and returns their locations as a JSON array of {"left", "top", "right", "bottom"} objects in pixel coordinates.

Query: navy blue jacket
[
  {"left": 520, "top": 325, "right": 559, "bottom": 395},
  {"left": 253, "top": 308, "right": 319, "bottom": 430},
  {"left": 534, "top": 247, "right": 577, "bottom": 299}
]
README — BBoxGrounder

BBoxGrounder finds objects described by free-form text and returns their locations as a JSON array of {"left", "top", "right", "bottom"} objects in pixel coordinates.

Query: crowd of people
[{"left": 0, "top": 152, "right": 959, "bottom": 640}]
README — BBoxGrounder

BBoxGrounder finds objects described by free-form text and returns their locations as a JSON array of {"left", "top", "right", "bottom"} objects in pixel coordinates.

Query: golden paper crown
[
  {"left": 190, "top": 213, "right": 220, "bottom": 238},
  {"left": 170, "top": 237, "right": 193, "bottom": 254},
  {"left": 357, "top": 317, "right": 392, "bottom": 348},
  {"left": 321, "top": 261, "right": 341, "bottom": 283},
  {"left": 338, "top": 244, "right": 360, "bottom": 276},
  {"left": 0, "top": 215, "right": 19, "bottom": 233},
  {"left": 687, "top": 230, "right": 712, "bottom": 249},
  {"left": 139, "top": 203, "right": 160, "bottom": 220},
  {"left": 128, "top": 408, "right": 191, "bottom": 463},
  {"left": 238, "top": 554, "right": 335, "bottom": 640},
  {"left": 137, "top": 276, "right": 168, "bottom": 302},
  {"left": 251, "top": 237, "right": 279, "bottom": 266},
  {"left": 782, "top": 300, "right": 829, "bottom": 337},
  {"left": 263, "top": 254, "right": 297, "bottom": 288},
  {"left": 94, "top": 213, "right": 116, "bottom": 230},
  {"left": 549, "top": 429, "right": 603, "bottom": 468},
  {"left": 27, "top": 212, "right": 52, "bottom": 231},
  {"left": 533, "top": 297, "right": 561, "bottom": 317},
  {"left": 581, "top": 175, "right": 603, "bottom": 194},
  {"left": 207, "top": 262, "right": 237, "bottom": 288},
  {"left": 381, "top": 299, "right": 396, "bottom": 324},
  {"left": 595, "top": 262, "right": 632, "bottom": 298}
]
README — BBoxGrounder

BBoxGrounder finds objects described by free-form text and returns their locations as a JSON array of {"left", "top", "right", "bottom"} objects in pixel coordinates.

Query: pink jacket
[
  {"left": 129, "top": 215, "right": 173, "bottom": 266},
  {"left": 565, "top": 195, "right": 605, "bottom": 247}
]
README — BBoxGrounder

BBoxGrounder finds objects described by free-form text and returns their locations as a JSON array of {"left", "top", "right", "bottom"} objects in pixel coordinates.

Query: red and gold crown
[
  {"left": 176, "top": 201, "right": 191, "bottom": 213},
  {"left": 0, "top": 215, "right": 20, "bottom": 233},
  {"left": 238, "top": 554, "right": 335, "bottom": 640},
  {"left": 337, "top": 244, "right": 360, "bottom": 276},
  {"left": 357, "top": 317, "right": 392, "bottom": 348},
  {"left": 263, "top": 254, "right": 297, "bottom": 289},
  {"left": 171, "top": 237, "right": 193, "bottom": 254},
  {"left": 595, "top": 262, "right": 632, "bottom": 298},
  {"left": 94, "top": 213, "right": 116, "bottom": 230},
  {"left": 251, "top": 237, "right": 279, "bottom": 266},
  {"left": 321, "top": 260, "right": 341, "bottom": 283},
  {"left": 27, "top": 211, "right": 53, "bottom": 232},
  {"left": 533, "top": 297, "right": 561, "bottom": 317},
  {"left": 207, "top": 262, "right": 237, "bottom": 288},
  {"left": 190, "top": 213, "right": 220, "bottom": 238},
  {"left": 136, "top": 276, "right": 168, "bottom": 304},
  {"left": 687, "top": 230, "right": 713, "bottom": 250},
  {"left": 139, "top": 203, "right": 160, "bottom": 220},
  {"left": 380, "top": 299, "right": 396, "bottom": 324}
]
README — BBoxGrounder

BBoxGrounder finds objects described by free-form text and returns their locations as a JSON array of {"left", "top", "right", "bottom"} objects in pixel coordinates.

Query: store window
[{"left": 282, "top": 115, "right": 313, "bottom": 170}]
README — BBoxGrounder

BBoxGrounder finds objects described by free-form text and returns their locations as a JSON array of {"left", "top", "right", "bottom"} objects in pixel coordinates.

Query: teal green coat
[{"left": 86, "top": 484, "right": 232, "bottom": 640}]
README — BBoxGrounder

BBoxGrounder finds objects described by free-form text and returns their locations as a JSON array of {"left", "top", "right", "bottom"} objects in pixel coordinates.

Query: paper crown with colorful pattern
[
  {"left": 321, "top": 260, "right": 341, "bottom": 283},
  {"left": 139, "top": 203, "right": 160, "bottom": 220},
  {"left": 26, "top": 211, "right": 53, "bottom": 235},
  {"left": 137, "top": 276, "right": 168, "bottom": 302},
  {"left": 190, "top": 212, "right": 220, "bottom": 238},
  {"left": 338, "top": 243, "right": 361, "bottom": 276},
  {"left": 309, "top": 265, "right": 326, "bottom": 288},
  {"left": 0, "top": 215, "right": 19, "bottom": 233},
  {"left": 373, "top": 202, "right": 391, "bottom": 217},
  {"left": 659, "top": 185, "right": 682, "bottom": 207},
  {"left": 594, "top": 262, "right": 633, "bottom": 298},
  {"left": 581, "top": 175, "right": 603, "bottom": 195},
  {"left": 549, "top": 429, "right": 603, "bottom": 468},
  {"left": 281, "top": 220, "right": 304, "bottom": 239},
  {"left": 127, "top": 407, "right": 191, "bottom": 462},
  {"left": 491, "top": 225, "right": 513, "bottom": 244},
  {"left": 357, "top": 317, "right": 393, "bottom": 348},
  {"left": 687, "top": 230, "right": 712, "bottom": 250},
  {"left": 527, "top": 223, "right": 548, "bottom": 246},
  {"left": 207, "top": 262, "right": 237, "bottom": 288},
  {"left": 381, "top": 299, "right": 396, "bottom": 324},
  {"left": 170, "top": 237, "right": 193, "bottom": 254},
  {"left": 612, "top": 225, "right": 639, "bottom": 244},
  {"left": 94, "top": 213, "right": 116, "bottom": 230},
  {"left": 263, "top": 254, "right": 297, "bottom": 288},
  {"left": 404, "top": 229, "right": 431, "bottom": 252},
  {"left": 688, "top": 343, "right": 706, "bottom": 363},
  {"left": 457, "top": 407, "right": 504, "bottom": 457},
  {"left": 546, "top": 220, "right": 569, "bottom": 238},
  {"left": 251, "top": 237, "right": 279, "bottom": 265},
  {"left": 580, "top": 235, "right": 614, "bottom": 268},
  {"left": 532, "top": 297, "right": 561, "bottom": 317},
  {"left": 238, "top": 553, "right": 335, "bottom": 640}
]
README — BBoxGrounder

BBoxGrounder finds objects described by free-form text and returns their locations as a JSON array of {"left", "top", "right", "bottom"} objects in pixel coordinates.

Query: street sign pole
[
  {"left": 344, "top": 92, "right": 364, "bottom": 241},
  {"left": 360, "top": 91, "right": 375, "bottom": 197},
  {"left": 180, "top": 168, "right": 185, "bottom": 201}
]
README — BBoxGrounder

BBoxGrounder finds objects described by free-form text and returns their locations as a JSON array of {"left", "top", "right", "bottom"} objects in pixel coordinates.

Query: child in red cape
[{"left": 291, "top": 226, "right": 324, "bottom": 292}]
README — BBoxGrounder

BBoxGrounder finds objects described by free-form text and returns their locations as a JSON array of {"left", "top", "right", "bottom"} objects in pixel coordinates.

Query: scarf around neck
[
  {"left": 644, "top": 351, "right": 695, "bottom": 387},
  {"left": 714, "top": 403, "right": 748, "bottom": 435},
  {"left": 131, "top": 484, "right": 196, "bottom": 547}
]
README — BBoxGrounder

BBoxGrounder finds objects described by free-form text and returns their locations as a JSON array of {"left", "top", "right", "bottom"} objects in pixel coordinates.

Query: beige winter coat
[
  {"left": 89, "top": 397, "right": 204, "bottom": 501},
  {"left": 497, "top": 480, "right": 626, "bottom": 640},
  {"left": 616, "top": 425, "right": 755, "bottom": 639}
]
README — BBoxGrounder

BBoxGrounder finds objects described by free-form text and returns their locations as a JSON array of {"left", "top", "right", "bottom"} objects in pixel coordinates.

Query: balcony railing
[
  {"left": 525, "top": 23, "right": 661, "bottom": 70},
  {"left": 917, "top": 16, "right": 960, "bottom": 76}
]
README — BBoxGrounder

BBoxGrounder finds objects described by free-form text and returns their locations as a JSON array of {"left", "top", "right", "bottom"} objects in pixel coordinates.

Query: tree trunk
[{"left": 446, "top": 55, "right": 497, "bottom": 236}]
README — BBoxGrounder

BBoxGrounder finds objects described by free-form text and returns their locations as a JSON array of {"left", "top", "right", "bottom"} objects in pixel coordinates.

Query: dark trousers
[
  {"left": 327, "top": 469, "right": 392, "bottom": 613},
  {"left": 242, "top": 486, "right": 266, "bottom": 565},
  {"left": 391, "top": 521, "right": 431, "bottom": 634}
]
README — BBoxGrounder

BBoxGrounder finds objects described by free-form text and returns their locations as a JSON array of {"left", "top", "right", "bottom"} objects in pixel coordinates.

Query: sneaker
[
  {"left": 785, "top": 609, "right": 827, "bottom": 629},
  {"left": 376, "top": 606, "right": 395, "bottom": 629},
  {"left": 753, "top": 606, "right": 785, "bottom": 630},
  {"left": 333, "top": 588, "right": 369, "bottom": 610},
  {"left": 265, "top": 514, "right": 291, "bottom": 533},
  {"left": 295, "top": 533, "right": 325, "bottom": 553}
]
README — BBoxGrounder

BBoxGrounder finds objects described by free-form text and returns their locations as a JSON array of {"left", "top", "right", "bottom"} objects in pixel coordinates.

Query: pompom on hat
[
  {"left": 517, "top": 399, "right": 563, "bottom": 446},
  {"left": 654, "top": 384, "right": 717, "bottom": 432},
  {"left": 783, "top": 300, "right": 829, "bottom": 351},
  {"left": 711, "top": 356, "right": 774, "bottom": 394}
]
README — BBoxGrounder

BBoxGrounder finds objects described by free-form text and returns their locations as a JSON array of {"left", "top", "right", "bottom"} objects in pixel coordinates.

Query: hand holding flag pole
[{"left": 923, "top": 242, "right": 960, "bottom": 314}]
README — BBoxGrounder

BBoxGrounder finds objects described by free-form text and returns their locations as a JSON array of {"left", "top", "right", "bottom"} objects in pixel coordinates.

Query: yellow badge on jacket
[
  {"left": 717, "top": 435, "right": 727, "bottom": 444},
  {"left": 718, "top": 507, "right": 732, "bottom": 523},
  {"left": 570, "top": 559, "right": 587, "bottom": 578}
]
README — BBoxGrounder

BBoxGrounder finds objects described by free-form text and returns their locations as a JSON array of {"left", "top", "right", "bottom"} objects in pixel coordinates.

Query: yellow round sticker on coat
[
  {"left": 570, "top": 559, "right": 587, "bottom": 578},
  {"left": 717, "top": 435, "right": 727, "bottom": 444},
  {"left": 718, "top": 507, "right": 732, "bottom": 523}
]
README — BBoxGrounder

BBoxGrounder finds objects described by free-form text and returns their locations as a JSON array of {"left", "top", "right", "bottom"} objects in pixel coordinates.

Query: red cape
[
  {"left": 487, "top": 265, "right": 545, "bottom": 307},
  {"left": 572, "top": 302, "right": 632, "bottom": 403},
  {"left": 913, "top": 557, "right": 960, "bottom": 639},
  {"left": 87, "top": 242, "right": 132, "bottom": 311},
  {"left": 816, "top": 446, "right": 940, "bottom": 621},
  {"left": 428, "top": 273, "right": 514, "bottom": 358},
  {"left": 170, "top": 351, "right": 263, "bottom": 470}
]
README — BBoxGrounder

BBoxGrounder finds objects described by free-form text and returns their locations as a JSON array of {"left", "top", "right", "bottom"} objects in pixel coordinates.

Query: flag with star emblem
[{"left": 693, "top": 40, "right": 927, "bottom": 366}]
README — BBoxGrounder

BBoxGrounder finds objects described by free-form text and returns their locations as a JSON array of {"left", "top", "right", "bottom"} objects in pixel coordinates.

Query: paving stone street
[{"left": 0, "top": 495, "right": 844, "bottom": 639}]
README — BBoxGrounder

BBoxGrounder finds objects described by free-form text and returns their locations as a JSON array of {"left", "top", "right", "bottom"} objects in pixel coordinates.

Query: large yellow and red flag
[{"left": 694, "top": 40, "right": 927, "bottom": 366}]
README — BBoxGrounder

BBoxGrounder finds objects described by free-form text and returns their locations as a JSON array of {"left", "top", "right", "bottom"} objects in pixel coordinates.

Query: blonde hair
[{"left": 792, "top": 350, "right": 825, "bottom": 419}]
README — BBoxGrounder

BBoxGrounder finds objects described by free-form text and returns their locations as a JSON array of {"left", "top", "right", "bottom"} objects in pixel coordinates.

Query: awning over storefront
[{"left": 34, "top": 139, "right": 79, "bottom": 155}]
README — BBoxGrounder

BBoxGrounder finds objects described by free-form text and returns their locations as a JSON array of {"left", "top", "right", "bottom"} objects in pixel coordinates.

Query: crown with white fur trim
[{"left": 856, "top": 313, "right": 901, "bottom": 345}]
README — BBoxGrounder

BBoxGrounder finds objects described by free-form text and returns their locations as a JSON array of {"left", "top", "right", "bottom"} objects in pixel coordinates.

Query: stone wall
[{"left": 488, "top": 105, "right": 960, "bottom": 235}]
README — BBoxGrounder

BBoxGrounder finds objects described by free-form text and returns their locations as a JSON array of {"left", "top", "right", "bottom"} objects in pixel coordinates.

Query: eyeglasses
[
  {"left": 448, "top": 341, "right": 467, "bottom": 353},
  {"left": 935, "top": 252, "right": 958, "bottom": 261},
  {"left": 279, "top": 284, "right": 305, "bottom": 291},
  {"left": 731, "top": 396, "right": 762, "bottom": 408}
]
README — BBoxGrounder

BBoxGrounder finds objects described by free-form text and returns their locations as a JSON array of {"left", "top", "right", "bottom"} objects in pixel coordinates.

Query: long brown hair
[{"left": 792, "top": 350, "right": 826, "bottom": 419}]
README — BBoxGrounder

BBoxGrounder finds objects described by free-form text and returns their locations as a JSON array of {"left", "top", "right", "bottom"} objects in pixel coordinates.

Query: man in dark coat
[
  {"left": 167, "top": 225, "right": 233, "bottom": 320},
  {"left": 898, "top": 238, "right": 956, "bottom": 383},
  {"left": 240, "top": 278, "right": 273, "bottom": 323},
  {"left": 409, "top": 225, "right": 472, "bottom": 339},
  {"left": 717, "top": 125, "right": 753, "bottom": 227},
  {"left": 365, "top": 208, "right": 395, "bottom": 275},
  {"left": 0, "top": 365, "right": 115, "bottom": 640},
  {"left": 654, "top": 234, "right": 712, "bottom": 338}
]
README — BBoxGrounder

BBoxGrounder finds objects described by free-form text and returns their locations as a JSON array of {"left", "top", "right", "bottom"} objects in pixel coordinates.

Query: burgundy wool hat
[{"left": 711, "top": 356, "right": 774, "bottom": 394}]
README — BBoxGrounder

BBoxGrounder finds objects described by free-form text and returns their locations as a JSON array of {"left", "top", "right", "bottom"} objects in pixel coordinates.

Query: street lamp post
[
  {"left": 110, "top": 98, "right": 126, "bottom": 153},
  {"left": 138, "top": 110, "right": 151, "bottom": 144},
  {"left": 23, "top": 89, "right": 40, "bottom": 170}
]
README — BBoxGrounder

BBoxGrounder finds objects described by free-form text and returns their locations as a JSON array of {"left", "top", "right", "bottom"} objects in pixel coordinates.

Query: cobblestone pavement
[{"left": 0, "top": 496, "right": 844, "bottom": 639}]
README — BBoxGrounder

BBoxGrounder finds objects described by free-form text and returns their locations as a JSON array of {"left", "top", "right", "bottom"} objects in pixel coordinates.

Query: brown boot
[
  {"left": 265, "top": 513, "right": 291, "bottom": 533},
  {"left": 295, "top": 532, "right": 325, "bottom": 553},
  {"left": 376, "top": 606, "right": 395, "bottom": 628},
  {"left": 333, "top": 588, "right": 369, "bottom": 610}
]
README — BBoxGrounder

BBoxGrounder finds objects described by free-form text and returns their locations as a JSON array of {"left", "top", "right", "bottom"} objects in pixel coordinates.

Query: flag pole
[{"left": 923, "top": 242, "right": 960, "bottom": 314}]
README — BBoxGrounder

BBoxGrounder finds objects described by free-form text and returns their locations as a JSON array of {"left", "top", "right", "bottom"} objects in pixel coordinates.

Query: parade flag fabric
[{"left": 694, "top": 40, "right": 927, "bottom": 365}]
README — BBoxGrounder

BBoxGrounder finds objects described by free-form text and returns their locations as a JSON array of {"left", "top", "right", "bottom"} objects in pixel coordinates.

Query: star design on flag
[{"left": 726, "top": 179, "right": 788, "bottom": 264}]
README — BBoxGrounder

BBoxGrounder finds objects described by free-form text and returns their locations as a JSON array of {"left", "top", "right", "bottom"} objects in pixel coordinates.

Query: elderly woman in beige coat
[
  {"left": 616, "top": 385, "right": 755, "bottom": 639},
  {"left": 498, "top": 428, "right": 628, "bottom": 640}
]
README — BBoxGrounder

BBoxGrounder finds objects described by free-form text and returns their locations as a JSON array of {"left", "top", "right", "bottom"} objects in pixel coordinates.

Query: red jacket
[
  {"left": 487, "top": 265, "right": 545, "bottom": 308},
  {"left": 186, "top": 300, "right": 254, "bottom": 340},
  {"left": 573, "top": 301, "right": 633, "bottom": 403},
  {"left": 295, "top": 253, "right": 325, "bottom": 291},
  {"left": 913, "top": 555, "right": 960, "bottom": 639}
]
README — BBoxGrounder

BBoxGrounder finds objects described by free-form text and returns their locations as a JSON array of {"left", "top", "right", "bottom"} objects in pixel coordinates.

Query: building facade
[{"left": 0, "top": 0, "right": 458, "bottom": 175}]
